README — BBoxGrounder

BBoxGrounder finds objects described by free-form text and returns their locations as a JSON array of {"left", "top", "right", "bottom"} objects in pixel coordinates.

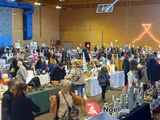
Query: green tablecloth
[{"left": 27, "top": 87, "right": 60, "bottom": 115}]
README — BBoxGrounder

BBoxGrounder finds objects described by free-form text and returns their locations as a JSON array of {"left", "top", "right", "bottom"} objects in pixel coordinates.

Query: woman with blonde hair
[{"left": 73, "top": 64, "right": 85, "bottom": 98}]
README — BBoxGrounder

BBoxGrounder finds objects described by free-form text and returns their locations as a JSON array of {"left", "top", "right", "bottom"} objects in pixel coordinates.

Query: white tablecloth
[
  {"left": 26, "top": 70, "right": 50, "bottom": 85},
  {"left": 85, "top": 71, "right": 124, "bottom": 97}
]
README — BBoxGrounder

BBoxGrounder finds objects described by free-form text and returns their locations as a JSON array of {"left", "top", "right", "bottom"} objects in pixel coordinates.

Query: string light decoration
[{"left": 131, "top": 24, "right": 160, "bottom": 45}]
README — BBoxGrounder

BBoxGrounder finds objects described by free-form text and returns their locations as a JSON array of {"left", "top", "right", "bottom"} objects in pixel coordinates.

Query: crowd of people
[
  {"left": 1, "top": 45, "right": 89, "bottom": 120},
  {"left": 1, "top": 44, "right": 160, "bottom": 120}
]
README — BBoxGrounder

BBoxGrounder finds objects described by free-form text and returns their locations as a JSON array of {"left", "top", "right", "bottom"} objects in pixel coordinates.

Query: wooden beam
[{"left": 43, "top": 0, "right": 145, "bottom": 6}]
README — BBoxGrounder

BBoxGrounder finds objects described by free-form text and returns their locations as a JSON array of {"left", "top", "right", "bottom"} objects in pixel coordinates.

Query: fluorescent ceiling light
[
  {"left": 56, "top": 6, "right": 62, "bottom": 9},
  {"left": 34, "top": 2, "right": 41, "bottom": 6}
]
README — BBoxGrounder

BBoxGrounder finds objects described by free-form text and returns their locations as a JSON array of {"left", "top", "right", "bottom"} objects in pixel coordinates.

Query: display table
[
  {"left": 27, "top": 87, "right": 60, "bottom": 116},
  {"left": 26, "top": 70, "right": 50, "bottom": 85},
  {"left": 85, "top": 71, "right": 124, "bottom": 97},
  {"left": 119, "top": 103, "right": 151, "bottom": 120}
]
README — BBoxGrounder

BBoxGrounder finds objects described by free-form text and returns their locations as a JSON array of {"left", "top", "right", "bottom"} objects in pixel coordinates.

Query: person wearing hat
[{"left": 2, "top": 80, "right": 17, "bottom": 120}]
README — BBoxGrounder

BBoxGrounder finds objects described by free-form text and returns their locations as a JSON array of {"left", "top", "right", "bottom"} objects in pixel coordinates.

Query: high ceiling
[{"left": 16, "top": 0, "right": 160, "bottom": 8}]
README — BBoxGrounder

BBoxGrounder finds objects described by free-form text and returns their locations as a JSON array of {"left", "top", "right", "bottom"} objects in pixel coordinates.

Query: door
[
  {"left": 64, "top": 42, "right": 73, "bottom": 50},
  {"left": 84, "top": 42, "right": 90, "bottom": 51}
]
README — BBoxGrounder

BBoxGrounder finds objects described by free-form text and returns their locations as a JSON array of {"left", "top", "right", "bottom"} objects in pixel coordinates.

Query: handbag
[
  {"left": 61, "top": 91, "right": 80, "bottom": 120},
  {"left": 10, "top": 68, "right": 15, "bottom": 73}
]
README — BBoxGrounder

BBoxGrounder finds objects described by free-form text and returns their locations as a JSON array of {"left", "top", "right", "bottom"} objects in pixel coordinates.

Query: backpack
[{"left": 137, "top": 69, "right": 142, "bottom": 80}]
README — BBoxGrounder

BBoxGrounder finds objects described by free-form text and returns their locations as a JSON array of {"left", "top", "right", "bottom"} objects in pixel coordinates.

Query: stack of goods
[
  {"left": 110, "top": 84, "right": 144, "bottom": 119},
  {"left": 82, "top": 53, "right": 88, "bottom": 72}
]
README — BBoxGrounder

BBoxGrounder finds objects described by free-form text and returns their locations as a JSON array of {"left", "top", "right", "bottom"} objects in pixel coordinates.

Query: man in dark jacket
[
  {"left": 50, "top": 63, "right": 66, "bottom": 82},
  {"left": 2, "top": 80, "right": 16, "bottom": 120},
  {"left": 10, "top": 53, "right": 19, "bottom": 78}
]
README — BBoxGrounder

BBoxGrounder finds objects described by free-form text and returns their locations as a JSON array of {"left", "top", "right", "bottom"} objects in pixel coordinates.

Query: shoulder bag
[{"left": 61, "top": 91, "right": 80, "bottom": 120}]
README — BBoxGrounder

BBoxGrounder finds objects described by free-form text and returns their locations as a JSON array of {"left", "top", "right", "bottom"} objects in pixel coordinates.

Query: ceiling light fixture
[
  {"left": 56, "top": 6, "right": 62, "bottom": 9},
  {"left": 34, "top": 2, "right": 41, "bottom": 6}
]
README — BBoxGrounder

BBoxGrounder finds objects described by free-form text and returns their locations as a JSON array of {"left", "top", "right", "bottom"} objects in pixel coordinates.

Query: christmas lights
[{"left": 131, "top": 24, "right": 160, "bottom": 45}]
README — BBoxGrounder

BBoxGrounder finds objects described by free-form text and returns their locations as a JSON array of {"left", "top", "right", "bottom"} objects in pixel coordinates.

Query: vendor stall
[
  {"left": 27, "top": 87, "right": 60, "bottom": 116},
  {"left": 85, "top": 71, "right": 124, "bottom": 97},
  {"left": 26, "top": 70, "right": 50, "bottom": 85}
]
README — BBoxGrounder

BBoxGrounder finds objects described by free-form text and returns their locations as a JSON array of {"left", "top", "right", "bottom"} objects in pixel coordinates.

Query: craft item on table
[
  {"left": 119, "top": 102, "right": 123, "bottom": 110},
  {"left": 112, "top": 112, "right": 118, "bottom": 118},
  {"left": 158, "top": 83, "right": 160, "bottom": 97},
  {"left": 114, "top": 101, "right": 119, "bottom": 110},
  {"left": 122, "top": 88, "right": 126, "bottom": 95},
  {"left": 85, "top": 71, "right": 90, "bottom": 78},
  {"left": 149, "top": 86, "right": 153, "bottom": 100},
  {"left": 120, "top": 94, "right": 125, "bottom": 109},
  {"left": 128, "top": 86, "right": 134, "bottom": 111},
  {"left": 28, "top": 86, "right": 33, "bottom": 92},
  {"left": 51, "top": 81, "right": 60, "bottom": 87},
  {"left": 90, "top": 69, "right": 94, "bottom": 77},
  {"left": 88, "top": 66, "right": 93, "bottom": 71},
  {"left": 116, "top": 98, "right": 120, "bottom": 102},
  {"left": 47, "top": 83, "right": 52, "bottom": 87},
  {"left": 156, "top": 81, "right": 159, "bottom": 88},
  {"left": 109, "top": 64, "right": 115, "bottom": 73},
  {"left": 124, "top": 94, "right": 129, "bottom": 109},
  {"left": 82, "top": 53, "right": 88, "bottom": 72},
  {"left": 134, "top": 88, "right": 140, "bottom": 108},
  {"left": 153, "top": 86, "right": 158, "bottom": 99},
  {"left": 112, "top": 95, "right": 115, "bottom": 102}
]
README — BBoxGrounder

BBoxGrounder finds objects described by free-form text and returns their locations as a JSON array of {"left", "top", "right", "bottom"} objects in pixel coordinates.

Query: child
[{"left": 126, "top": 66, "right": 139, "bottom": 93}]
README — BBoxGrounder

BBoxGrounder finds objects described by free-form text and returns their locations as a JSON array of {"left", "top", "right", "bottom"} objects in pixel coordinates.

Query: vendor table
[
  {"left": 26, "top": 70, "right": 50, "bottom": 85},
  {"left": 120, "top": 103, "right": 151, "bottom": 120},
  {"left": 85, "top": 71, "right": 124, "bottom": 97},
  {"left": 27, "top": 87, "right": 60, "bottom": 116}
]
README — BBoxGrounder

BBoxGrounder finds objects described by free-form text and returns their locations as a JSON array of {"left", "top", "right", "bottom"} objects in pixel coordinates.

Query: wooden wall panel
[
  {"left": 12, "top": 6, "right": 59, "bottom": 47},
  {"left": 60, "top": 4, "right": 160, "bottom": 50},
  {"left": 60, "top": 31, "right": 103, "bottom": 49}
]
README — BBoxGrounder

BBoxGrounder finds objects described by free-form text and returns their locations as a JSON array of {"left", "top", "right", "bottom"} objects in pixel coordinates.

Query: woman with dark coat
[
  {"left": 11, "top": 83, "right": 40, "bottom": 120},
  {"left": 35, "top": 56, "right": 43, "bottom": 70},
  {"left": 83, "top": 48, "right": 90, "bottom": 62},
  {"left": 98, "top": 66, "right": 110, "bottom": 102}
]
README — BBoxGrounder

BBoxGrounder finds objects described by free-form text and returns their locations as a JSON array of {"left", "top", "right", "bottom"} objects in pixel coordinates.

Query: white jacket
[{"left": 127, "top": 71, "right": 139, "bottom": 88}]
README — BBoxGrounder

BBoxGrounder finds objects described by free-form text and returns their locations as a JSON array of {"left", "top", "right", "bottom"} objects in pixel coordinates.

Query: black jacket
[
  {"left": 51, "top": 67, "right": 66, "bottom": 81},
  {"left": 11, "top": 58, "right": 18, "bottom": 77},
  {"left": 11, "top": 96, "right": 40, "bottom": 120},
  {"left": 35, "top": 60, "right": 43, "bottom": 70},
  {"left": 2, "top": 89, "right": 14, "bottom": 120},
  {"left": 122, "top": 58, "right": 130, "bottom": 73}
]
